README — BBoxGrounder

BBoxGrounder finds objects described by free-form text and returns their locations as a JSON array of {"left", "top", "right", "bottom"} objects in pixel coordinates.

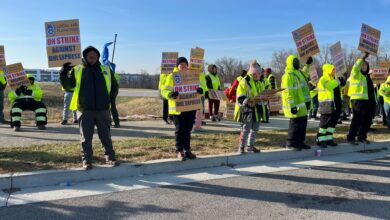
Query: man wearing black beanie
[{"left": 161, "top": 56, "right": 203, "bottom": 161}]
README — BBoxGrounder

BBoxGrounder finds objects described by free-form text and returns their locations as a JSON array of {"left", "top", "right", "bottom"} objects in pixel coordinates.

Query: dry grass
[
  {"left": 2, "top": 83, "right": 162, "bottom": 123},
  {"left": 0, "top": 124, "right": 388, "bottom": 174}
]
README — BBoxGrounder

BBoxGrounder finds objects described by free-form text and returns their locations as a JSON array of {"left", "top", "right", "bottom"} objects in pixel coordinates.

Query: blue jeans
[
  {"left": 63, "top": 91, "right": 77, "bottom": 121},
  {"left": 384, "top": 102, "right": 390, "bottom": 129}
]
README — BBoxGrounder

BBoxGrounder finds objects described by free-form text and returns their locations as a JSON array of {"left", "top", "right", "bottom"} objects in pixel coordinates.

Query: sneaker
[
  {"left": 211, "top": 116, "right": 216, "bottom": 122},
  {"left": 61, "top": 120, "right": 67, "bottom": 125},
  {"left": 82, "top": 161, "right": 92, "bottom": 170},
  {"left": 106, "top": 159, "right": 119, "bottom": 167},
  {"left": 347, "top": 139, "right": 359, "bottom": 146},
  {"left": 73, "top": 120, "right": 78, "bottom": 124},
  {"left": 185, "top": 151, "right": 197, "bottom": 160},
  {"left": 317, "top": 142, "right": 327, "bottom": 148},
  {"left": 326, "top": 140, "right": 338, "bottom": 147},
  {"left": 358, "top": 139, "right": 370, "bottom": 144},
  {"left": 37, "top": 125, "right": 46, "bottom": 130},
  {"left": 14, "top": 126, "right": 20, "bottom": 132},
  {"left": 177, "top": 151, "right": 186, "bottom": 161},
  {"left": 246, "top": 146, "right": 260, "bottom": 153},
  {"left": 300, "top": 143, "right": 312, "bottom": 150}
]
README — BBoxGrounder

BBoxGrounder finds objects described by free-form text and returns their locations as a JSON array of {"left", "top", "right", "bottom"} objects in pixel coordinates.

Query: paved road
[
  {"left": 0, "top": 117, "right": 320, "bottom": 148},
  {"left": 118, "top": 88, "right": 158, "bottom": 97},
  {"left": 0, "top": 155, "right": 389, "bottom": 219}
]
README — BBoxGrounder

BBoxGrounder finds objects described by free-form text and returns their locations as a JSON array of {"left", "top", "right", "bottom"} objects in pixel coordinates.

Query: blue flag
[{"left": 102, "top": 42, "right": 116, "bottom": 72}]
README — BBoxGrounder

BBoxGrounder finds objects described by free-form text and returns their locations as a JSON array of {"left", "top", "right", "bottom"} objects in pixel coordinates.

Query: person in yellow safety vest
[
  {"left": 281, "top": 55, "right": 313, "bottom": 151},
  {"left": 159, "top": 71, "right": 172, "bottom": 124},
  {"left": 110, "top": 72, "right": 120, "bottom": 128},
  {"left": 199, "top": 70, "right": 208, "bottom": 123},
  {"left": 336, "top": 75, "right": 348, "bottom": 124},
  {"left": 264, "top": 68, "right": 277, "bottom": 89},
  {"left": 259, "top": 72, "right": 270, "bottom": 123},
  {"left": 60, "top": 46, "right": 119, "bottom": 170},
  {"left": 308, "top": 80, "right": 319, "bottom": 120},
  {"left": 60, "top": 83, "right": 78, "bottom": 125},
  {"left": 316, "top": 64, "right": 342, "bottom": 148},
  {"left": 347, "top": 52, "right": 376, "bottom": 145},
  {"left": 8, "top": 73, "right": 47, "bottom": 131},
  {"left": 205, "top": 64, "right": 221, "bottom": 121},
  {"left": 161, "top": 57, "right": 204, "bottom": 161},
  {"left": 0, "top": 70, "right": 7, "bottom": 123},
  {"left": 379, "top": 73, "right": 390, "bottom": 129},
  {"left": 234, "top": 60, "right": 263, "bottom": 154}
]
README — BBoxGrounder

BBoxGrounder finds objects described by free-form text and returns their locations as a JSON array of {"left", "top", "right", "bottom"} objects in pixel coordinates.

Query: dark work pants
[
  {"left": 173, "top": 111, "right": 196, "bottom": 152},
  {"left": 11, "top": 99, "right": 47, "bottom": 127},
  {"left": 286, "top": 116, "right": 308, "bottom": 148},
  {"left": 208, "top": 99, "right": 220, "bottom": 116},
  {"left": 79, "top": 110, "right": 116, "bottom": 162},
  {"left": 110, "top": 97, "right": 119, "bottom": 125},
  {"left": 347, "top": 100, "right": 374, "bottom": 141},
  {"left": 317, "top": 112, "right": 339, "bottom": 143},
  {"left": 163, "top": 99, "right": 169, "bottom": 121}
]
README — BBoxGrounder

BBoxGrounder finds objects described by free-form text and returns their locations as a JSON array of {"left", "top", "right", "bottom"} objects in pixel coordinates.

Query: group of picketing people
[
  {"left": 1, "top": 46, "right": 390, "bottom": 167},
  {"left": 159, "top": 52, "right": 390, "bottom": 160}
]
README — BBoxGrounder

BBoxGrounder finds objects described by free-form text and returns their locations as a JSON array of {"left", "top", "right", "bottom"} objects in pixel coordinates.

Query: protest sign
[
  {"left": 161, "top": 52, "right": 178, "bottom": 73},
  {"left": 372, "top": 61, "right": 390, "bottom": 84},
  {"left": 45, "top": 19, "right": 81, "bottom": 67},
  {"left": 173, "top": 70, "right": 202, "bottom": 112},
  {"left": 0, "top": 46, "right": 5, "bottom": 69},
  {"left": 269, "top": 94, "right": 282, "bottom": 113},
  {"left": 358, "top": 24, "right": 381, "bottom": 56},
  {"left": 189, "top": 47, "right": 204, "bottom": 72},
  {"left": 225, "top": 102, "right": 235, "bottom": 120},
  {"left": 208, "top": 89, "right": 227, "bottom": 101},
  {"left": 309, "top": 65, "right": 319, "bottom": 84},
  {"left": 330, "top": 41, "right": 347, "bottom": 76},
  {"left": 2, "top": 63, "right": 30, "bottom": 90},
  {"left": 292, "top": 23, "right": 320, "bottom": 61}
]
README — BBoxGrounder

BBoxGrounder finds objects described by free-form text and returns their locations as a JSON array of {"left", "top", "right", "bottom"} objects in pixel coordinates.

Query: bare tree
[{"left": 214, "top": 57, "right": 248, "bottom": 85}]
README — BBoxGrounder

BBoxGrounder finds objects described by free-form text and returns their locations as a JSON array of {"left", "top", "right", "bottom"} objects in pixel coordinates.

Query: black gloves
[
  {"left": 196, "top": 88, "right": 203, "bottom": 94},
  {"left": 60, "top": 62, "right": 73, "bottom": 77},
  {"left": 15, "top": 85, "right": 27, "bottom": 96},
  {"left": 291, "top": 107, "right": 298, "bottom": 114},
  {"left": 362, "top": 52, "right": 369, "bottom": 60},
  {"left": 169, "top": 91, "right": 179, "bottom": 99},
  {"left": 25, "top": 89, "right": 33, "bottom": 96},
  {"left": 205, "top": 91, "right": 209, "bottom": 99},
  {"left": 306, "top": 57, "right": 313, "bottom": 65}
]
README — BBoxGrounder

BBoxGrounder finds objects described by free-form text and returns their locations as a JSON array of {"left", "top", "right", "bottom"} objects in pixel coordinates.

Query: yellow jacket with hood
[{"left": 379, "top": 75, "right": 390, "bottom": 104}]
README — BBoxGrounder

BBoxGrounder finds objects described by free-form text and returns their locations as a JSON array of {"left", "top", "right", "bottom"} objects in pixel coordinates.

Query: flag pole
[{"left": 111, "top": 34, "right": 117, "bottom": 63}]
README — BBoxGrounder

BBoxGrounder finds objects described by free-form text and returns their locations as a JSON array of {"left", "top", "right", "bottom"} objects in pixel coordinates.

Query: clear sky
[{"left": 1, "top": 0, "right": 389, "bottom": 74}]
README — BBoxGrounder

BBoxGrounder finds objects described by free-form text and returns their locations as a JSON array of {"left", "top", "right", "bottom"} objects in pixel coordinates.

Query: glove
[
  {"left": 60, "top": 62, "right": 73, "bottom": 76},
  {"left": 306, "top": 57, "right": 313, "bottom": 65},
  {"left": 362, "top": 52, "right": 369, "bottom": 60},
  {"left": 15, "top": 87, "right": 23, "bottom": 96},
  {"left": 205, "top": 91, "right": 209, "bottom": 99},
  {"left": 169, "top": 91, "right": 179, "bottom": 99},
  {"left": 196, "top": 87, "right": 203, "bottom": 94},
  {"left": 291, "top": 107, "right": 298, "bottom": 114},
  {"left": 25, "top": 89, "right": 33, "bottom": 96}
]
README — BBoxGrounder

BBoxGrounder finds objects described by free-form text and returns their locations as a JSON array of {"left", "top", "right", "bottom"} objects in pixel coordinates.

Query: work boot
[
  {"left": 114, "top": 122, "right": 121, "bottom": 128},
  {"left": 317, "top": 142, "right": 327, "bottom": 148},
  {"left": 104, "top": 155, "right": 119, "bottom": 167},
  {"left": 82, "top": 161, "right": 92, "bottom": 170},
  {"left": 211, "top": 115, "right": 216, "bottom": 122},
  {"left": 238, "top": 146, "right": 245, "bottom": 154},
  {"left": 73, "top": 119, "right": 78, "bottom": 124},
  {"left": 61, "top": 120, "right": 67, "bottom": 125},
  {"left": 185, "top": 151, "right": 197, "bottom": 160},
  {"left": 300, "top": 143, "right": 312, "bottom": 150},
  {"left": 14, "top": 126, "right": 21, "bottom": 132},
  {"left": 246, "top": 146, "right": 260, "bottom": 153},
  {"left": 177, "top": 151, "right": 186, "bottom": 161},
  {"left": 326, "top": 140, "right": 338, "bottom": 147},
  {"left": 37, "top": 125, "right": 46, "bottom": 130}
]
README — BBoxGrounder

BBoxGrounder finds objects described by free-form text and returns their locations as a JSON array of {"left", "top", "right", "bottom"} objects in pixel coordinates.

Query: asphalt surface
[
  {"left": 1, "top": 157, "right": 389, "bottom": 220},
  {"left": 0, "top": 117, "right": 320, "bottom": 148}
]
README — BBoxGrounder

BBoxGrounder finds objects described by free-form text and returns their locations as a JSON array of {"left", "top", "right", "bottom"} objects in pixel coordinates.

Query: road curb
[{"left": 1, "top": 140, "right": 389, "bottom": 190}]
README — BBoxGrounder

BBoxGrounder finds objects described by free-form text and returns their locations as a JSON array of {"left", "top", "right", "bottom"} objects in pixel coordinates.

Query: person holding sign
[
  {"left": 0, "top": 70, "right": 7, "bottom": 123},
  {"left": 8, "top": 74, "right": 47, "bottom": 131},
  {"left": 206, "top": 64, "right": 221, "bottom": 121},
  {"left": 316, "top": 64, "right": 342, "bottom": 148},
  {"left": 281, "top": 55, "right": 312, "bottom": 151},
  {"left": 347, "top": 53, "right": 376, "bottom": 145},
  {"left": 60, "top": 46, "right": 119, "bottom": 170},
  {"left": 234, "top": 60, "right": 264, "bottom": 154},
  {"left": 379, "top": 73, "right": 390, "bottom": 129},
  {"left": 161, "top": 57, "right": 204, "bottom": 161}
]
